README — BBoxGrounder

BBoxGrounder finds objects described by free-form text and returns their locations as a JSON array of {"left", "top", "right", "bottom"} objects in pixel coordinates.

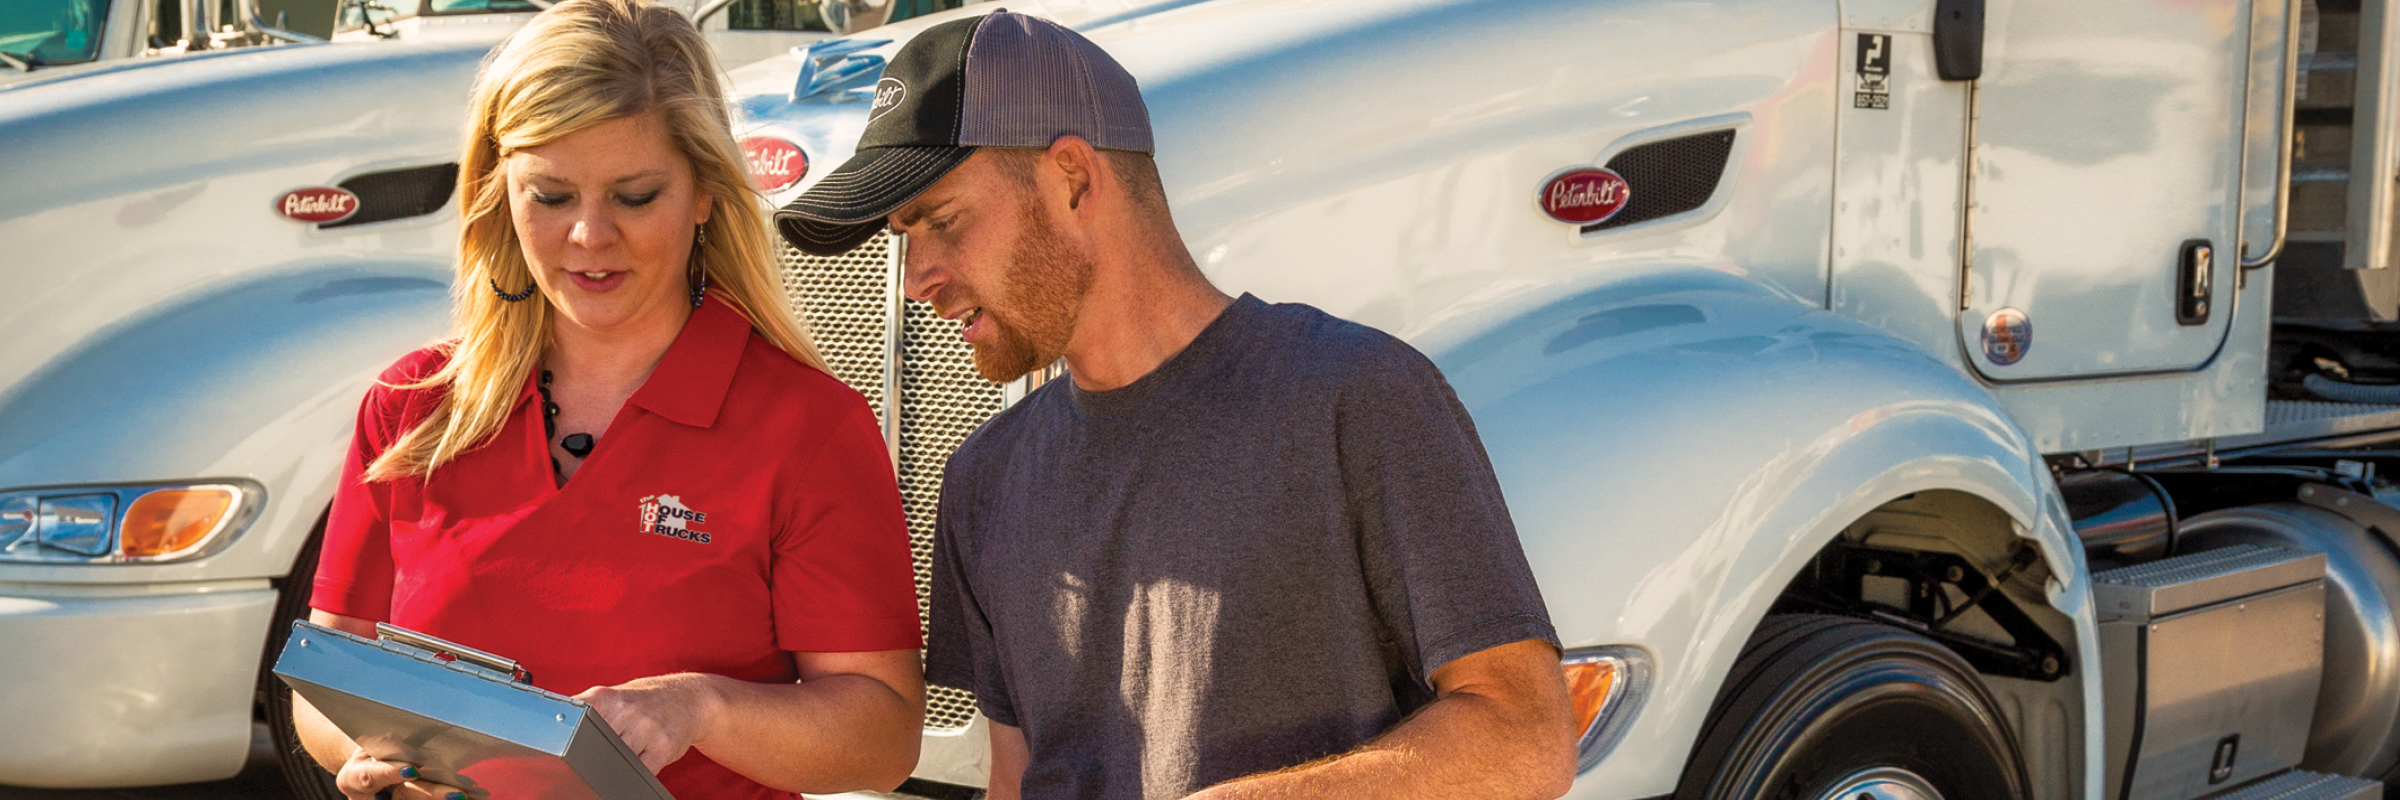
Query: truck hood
[
  {"left": 0, "top": 39, "right": 489, "bottom": 395},
  {"left": 728, "top": 0, "right": 1837, "bottom": 332}
]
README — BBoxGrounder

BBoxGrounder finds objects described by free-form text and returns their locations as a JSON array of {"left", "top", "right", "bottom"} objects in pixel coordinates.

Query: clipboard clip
[{"left": 375, "top": 622, "right": 536, "bottom": 685}]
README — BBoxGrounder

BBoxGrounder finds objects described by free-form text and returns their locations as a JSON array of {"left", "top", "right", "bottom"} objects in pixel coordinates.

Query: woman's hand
[
  {"left": 332, "top": 749, "right": 464, "bottom": 800},
  {"left": 575, "top": 673, "right": 725, "bottom": 774}
]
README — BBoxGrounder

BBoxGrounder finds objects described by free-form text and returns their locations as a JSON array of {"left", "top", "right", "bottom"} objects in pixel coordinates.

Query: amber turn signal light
[
  {"left": 1562, "top": 656, "right": 1619, "bottom": 738},
  {"left": 1559, "top": 647, "right": 1649, "bottom": 773},
  {"left": 119, "top": 488, "right": 236, "bottom": 558}
]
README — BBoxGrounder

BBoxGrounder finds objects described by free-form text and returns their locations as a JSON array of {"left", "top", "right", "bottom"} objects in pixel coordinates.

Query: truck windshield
[{"left": 0, "top": 0, "right": 108, "bottom": 69}]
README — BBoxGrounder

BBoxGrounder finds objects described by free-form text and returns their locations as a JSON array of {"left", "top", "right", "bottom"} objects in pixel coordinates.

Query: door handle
[{"left": 2180, "top": 239, "right": 2216, "bottom": 325}]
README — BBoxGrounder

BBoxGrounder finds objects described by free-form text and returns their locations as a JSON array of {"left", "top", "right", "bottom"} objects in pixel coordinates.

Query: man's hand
[
  {"left": 575, "top": 673, "right": 725, "bottom": 774},
  {"left": 331, "top": 749, "right": 464, "bottom": 800}
]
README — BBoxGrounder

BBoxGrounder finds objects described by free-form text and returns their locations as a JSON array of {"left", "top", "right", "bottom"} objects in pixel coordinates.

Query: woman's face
[{"left": 503, "top": 112, "right": 714, "bottom": 335}]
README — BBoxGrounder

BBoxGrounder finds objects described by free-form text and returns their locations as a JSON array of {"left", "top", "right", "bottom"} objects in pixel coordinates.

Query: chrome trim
[
  {"left": 1811, "top": 766, "right": 1945, "bottom": 800},
  {"left": 374, "top": 622, "right": 531, "bottom": 683},
  {"left": 1563, "top": 645, "right": 1652, "bottom": 774},
  {"left": 883, "top": 233, "right": 907, "bottom": 473},
  {"left": 2243, "top": 0, "right": 2303, "bottom": 269}
]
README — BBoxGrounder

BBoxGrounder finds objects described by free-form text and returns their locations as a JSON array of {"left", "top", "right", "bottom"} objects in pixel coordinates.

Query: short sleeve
[
  {"left": 769, "top": 403, "right": 924, "bottom": 653},
  {"left": 313, "top": 377, "right": 408, "bottom": 621},
  {"left": 1339, "top": 336, "right": 1559, "bottom": 683},
  {"left": 924, "top": 460, "right": 1017, "bottom": 726}
]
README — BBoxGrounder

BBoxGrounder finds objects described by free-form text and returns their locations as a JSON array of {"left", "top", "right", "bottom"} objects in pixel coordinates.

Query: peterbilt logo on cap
[
  {"left": 1539, "top": 168, "right": 1631, "bottom": 225},
  {"left": 276, "top": 187, "right": 360, "bottom": 224},
  {"left": 741, "top": 137, "right": 808, "bottom": 193},
  {"left": 868, "top": 77, "right": 907, "bottom": 123}
]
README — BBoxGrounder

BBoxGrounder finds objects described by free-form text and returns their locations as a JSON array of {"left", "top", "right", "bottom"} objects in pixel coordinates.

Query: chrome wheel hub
[{"left": 1813, "top": 766, "right": 1945, "bottom": 800}]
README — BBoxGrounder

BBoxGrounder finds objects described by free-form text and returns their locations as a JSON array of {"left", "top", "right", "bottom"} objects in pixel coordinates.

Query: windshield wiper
[{"left": 0, "top": 51, "right": 35, "bottom": 72}]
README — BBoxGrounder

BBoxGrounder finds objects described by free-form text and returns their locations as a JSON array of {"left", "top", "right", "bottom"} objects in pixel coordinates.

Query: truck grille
[{"left": 779, "top": 231, "right": 1000, "bottom": 732}]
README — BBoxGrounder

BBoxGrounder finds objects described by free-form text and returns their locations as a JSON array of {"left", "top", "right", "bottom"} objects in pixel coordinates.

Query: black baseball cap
[{"left": 773, "top": 10, "right": 1155, "bottom": 256}]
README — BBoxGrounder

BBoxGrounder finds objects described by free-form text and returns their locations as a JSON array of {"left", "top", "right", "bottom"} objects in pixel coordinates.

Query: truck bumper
[{"left": 0, "top": 581, "right": 278, "bottom": 788}]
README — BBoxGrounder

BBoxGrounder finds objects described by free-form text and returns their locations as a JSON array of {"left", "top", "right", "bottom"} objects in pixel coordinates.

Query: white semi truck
[{"left": 5, "top": 0, "right": 2399, "bottom": 799}]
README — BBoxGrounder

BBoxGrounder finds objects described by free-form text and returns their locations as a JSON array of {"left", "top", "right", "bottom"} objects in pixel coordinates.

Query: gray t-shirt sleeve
[
  {"left": 1338, "top": 335, "right": 1560, "bottom": 684},
  {"left": 924, "top": 464, "right": 1021, "bottom": 728}
]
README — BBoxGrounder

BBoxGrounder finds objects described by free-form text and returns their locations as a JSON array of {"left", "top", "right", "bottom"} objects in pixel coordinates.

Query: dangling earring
[
  {"left": 491, "top": 276, "right": 534, "bottom": 302},
  {"left": 689, "top": 222, "right": 709, "bottom": 309}
]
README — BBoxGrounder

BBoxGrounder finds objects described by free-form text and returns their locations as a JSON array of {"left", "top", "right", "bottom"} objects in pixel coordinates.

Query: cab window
[{"left": 0, "top": 0, "right": 109, "bottom": 67}]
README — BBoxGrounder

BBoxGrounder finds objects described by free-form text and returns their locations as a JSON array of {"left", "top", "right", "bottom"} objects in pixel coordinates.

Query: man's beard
[{"left": 971, "top": 201, "right": 1092, "bottom": 383}]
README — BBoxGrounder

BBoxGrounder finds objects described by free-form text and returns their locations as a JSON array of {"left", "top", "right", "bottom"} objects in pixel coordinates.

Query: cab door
[{"left": 1957, "top": 0, "right": 2260, "bottom": 380}]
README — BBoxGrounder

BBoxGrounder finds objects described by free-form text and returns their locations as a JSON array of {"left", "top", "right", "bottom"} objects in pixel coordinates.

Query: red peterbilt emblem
[
  {"left": 275, "top": 187, "right": 359, "bottom": 224},
  {"left": 742, "top": 137, "right": 807, "bottom": 193},
  {"left": 1538, "top": 168, "right": 1631, "bottom": 225}
]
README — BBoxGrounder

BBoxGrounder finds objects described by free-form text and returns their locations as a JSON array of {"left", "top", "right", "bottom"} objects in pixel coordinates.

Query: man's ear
[{"left": 1046, "top": 136, "right": 1102, "bottom": 216}]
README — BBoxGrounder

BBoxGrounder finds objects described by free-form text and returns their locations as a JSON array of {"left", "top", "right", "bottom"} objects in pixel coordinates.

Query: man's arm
[
  {"left": 1186, "top": 639, "right": 1578, "bottom": 800},
  {"left": 983, "top": 720, "right": 1031, "bottom": 800}
]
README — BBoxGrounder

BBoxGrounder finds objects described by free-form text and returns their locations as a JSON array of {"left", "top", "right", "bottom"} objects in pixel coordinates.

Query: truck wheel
[
  {"left": 258, "top": 520, "right": 345, "bottom": 800},
  {"left": 1673, "top": 614, "right": 2029, "bottom": 800}
]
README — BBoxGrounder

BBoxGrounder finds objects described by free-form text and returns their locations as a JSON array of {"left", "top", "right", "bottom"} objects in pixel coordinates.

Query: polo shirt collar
[{"left": 628, "top": 294, "right": 750, "bottom": 429}]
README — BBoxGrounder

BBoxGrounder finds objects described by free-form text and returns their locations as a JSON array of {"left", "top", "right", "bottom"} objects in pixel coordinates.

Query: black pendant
[{"left": 561, "top": 433, "right": 595, "bottom": 458}]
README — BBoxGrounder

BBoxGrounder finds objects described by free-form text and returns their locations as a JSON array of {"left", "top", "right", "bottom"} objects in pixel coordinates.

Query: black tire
[
  {"left": 1673, "top": 614, "right": 2031, "bottom": 800},
  {"left": 260, "top": 517, "right": 346, "bottom": 800}
]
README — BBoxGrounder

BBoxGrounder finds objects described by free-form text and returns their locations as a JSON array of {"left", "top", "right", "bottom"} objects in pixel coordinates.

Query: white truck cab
[{"left": 6, "top": 0, "right": 2400, "bottom": 799}]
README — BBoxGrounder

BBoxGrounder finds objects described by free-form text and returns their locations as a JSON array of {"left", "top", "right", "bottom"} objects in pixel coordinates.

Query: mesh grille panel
[
  {"left": 780, "top": 232, "right": 892, "bottom": 419},
  {"left": 1584, "top": 129, "right": 1737, "bottom": 233},
  {"left": 927, "top": 684, "right": 982, "bottom": 733},
  {"left": 898, "top": 297, "right": 1005, "bottom": 622},
  {"left": 780, "top": 232, "right": 1002, "bottom": 732}
]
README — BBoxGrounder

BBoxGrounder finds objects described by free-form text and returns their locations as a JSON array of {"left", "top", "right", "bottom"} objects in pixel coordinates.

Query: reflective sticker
[
  {"left": 1982, "top": 307, "right": 2031, "bottom": 365},
  {"left": 741, "top": 137, "right": 808, "bottom": 193},
  {"left": 274, "top": 187, "right": 360, "bottom": 224},
  {"left": 1855, "top": 33, "right": 1891, "bottom": 109},
  {"left": 1538, "top": 168, "right": 1631, "bottom": 225}
]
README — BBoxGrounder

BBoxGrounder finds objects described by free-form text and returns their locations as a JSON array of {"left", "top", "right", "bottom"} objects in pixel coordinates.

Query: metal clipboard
[{"left": 272, "top": 620, "right": 676, "bottom": 800}]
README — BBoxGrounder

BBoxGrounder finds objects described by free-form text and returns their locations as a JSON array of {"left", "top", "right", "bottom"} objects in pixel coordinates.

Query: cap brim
[{"left": 774, "top": 145, "right": 977, "bottom": 256}]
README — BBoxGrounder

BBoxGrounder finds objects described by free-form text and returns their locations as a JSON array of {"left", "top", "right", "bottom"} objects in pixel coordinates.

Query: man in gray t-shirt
[{"left": 773, "top": 11, "right": 1576, "bottom": 800}]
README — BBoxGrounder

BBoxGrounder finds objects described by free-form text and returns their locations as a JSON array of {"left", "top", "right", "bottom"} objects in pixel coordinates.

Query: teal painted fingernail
[
  {"left": 399, "top": 765, "right": 419, "bottom": 780},
  {"left": 447, "top": 793, "right": 465, "bottom": 800}
]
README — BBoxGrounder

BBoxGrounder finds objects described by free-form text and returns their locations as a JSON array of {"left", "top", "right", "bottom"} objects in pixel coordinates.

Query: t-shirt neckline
[{"left": 1067, "top": 293, "right": 1264, "bottom": 418}]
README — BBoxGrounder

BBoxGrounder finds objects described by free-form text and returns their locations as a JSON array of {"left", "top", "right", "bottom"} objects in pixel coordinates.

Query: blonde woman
[{"left": 290, "top": 0, "right": 926, "bottom": 797}]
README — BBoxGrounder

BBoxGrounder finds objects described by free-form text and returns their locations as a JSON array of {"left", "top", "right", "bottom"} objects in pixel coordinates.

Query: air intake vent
[
  {"left": 325, "top": 163, "right": 460, "bottom": 229},
  {"left": 1583, "top": 130, "right": 1736, "bottom": 233}
]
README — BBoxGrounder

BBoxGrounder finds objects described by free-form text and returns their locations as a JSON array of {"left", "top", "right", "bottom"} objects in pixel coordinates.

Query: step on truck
[{"left": 7, "top": 0, "right": 2400, "bottom": 798}]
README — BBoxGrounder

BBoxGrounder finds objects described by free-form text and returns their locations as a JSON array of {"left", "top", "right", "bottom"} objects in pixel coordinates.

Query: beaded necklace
[{"left": 537, "top": 369, "right": 596, "bottom": 483}]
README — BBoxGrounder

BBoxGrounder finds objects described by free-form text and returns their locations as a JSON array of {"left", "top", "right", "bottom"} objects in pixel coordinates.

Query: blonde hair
[{"left": 367, "top": 0, "right": 829, "bottom": 481}]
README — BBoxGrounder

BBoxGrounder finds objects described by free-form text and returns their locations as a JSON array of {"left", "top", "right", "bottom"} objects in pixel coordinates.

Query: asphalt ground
[
  {"left": 0, "top": 724, "right": 298, "bottom": 799},
  {"left": 0, "top": 730, "right": 941, "bottom": 800}
]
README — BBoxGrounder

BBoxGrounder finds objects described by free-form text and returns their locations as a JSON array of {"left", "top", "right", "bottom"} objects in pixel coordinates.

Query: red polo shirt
[{"left": 314, "top": 295, "right": 922, "bottom": 799}]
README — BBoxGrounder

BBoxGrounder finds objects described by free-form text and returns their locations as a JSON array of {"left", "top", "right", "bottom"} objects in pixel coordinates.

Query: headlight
[
  {"left": 1562, "top": 645, "right": 1651, "bottom": 773},
  {"left": 0, "top": 482, "right": 260, "bottom": 564}
]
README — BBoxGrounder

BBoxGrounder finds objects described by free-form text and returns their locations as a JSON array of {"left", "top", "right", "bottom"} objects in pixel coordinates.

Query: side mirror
[{"left": 816, "top": 0, "right": 891, "bottom": 34}]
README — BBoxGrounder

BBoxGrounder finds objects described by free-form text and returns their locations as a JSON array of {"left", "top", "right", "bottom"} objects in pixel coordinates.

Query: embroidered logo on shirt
[{"left": 637, "top": 494, "right": 712, "bottom": 544}]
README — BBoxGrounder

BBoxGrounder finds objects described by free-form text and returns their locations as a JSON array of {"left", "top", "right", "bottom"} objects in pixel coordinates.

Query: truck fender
[
  {"left": 1423, "top": 263, "right": 2099, "bottom": 797},
  {"left": 0, "top": 258, "right": 451, "bottom": 586}
]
